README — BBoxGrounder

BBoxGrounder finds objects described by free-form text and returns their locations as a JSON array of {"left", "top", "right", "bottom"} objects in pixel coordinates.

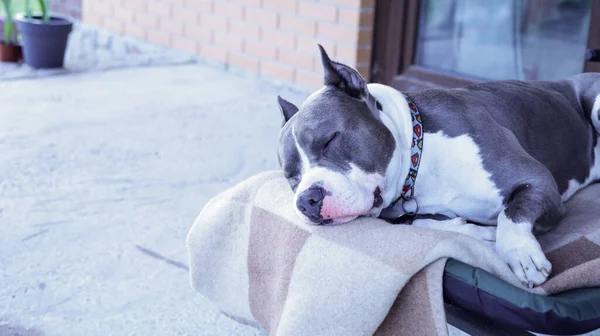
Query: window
[{"left": 372, "top": 0, "right": 600, "bottom": 90}]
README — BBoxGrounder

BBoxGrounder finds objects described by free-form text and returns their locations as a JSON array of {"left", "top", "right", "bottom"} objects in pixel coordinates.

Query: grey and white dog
[{"left": 276, "top": 45, "right": 600, "bottom": 287}]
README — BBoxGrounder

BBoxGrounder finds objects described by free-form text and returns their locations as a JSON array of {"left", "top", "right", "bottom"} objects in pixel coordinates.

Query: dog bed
[
  {"left": 444, "top": 259, "right": 600, "bottom": 335},
  {"left": 187, "top": 171, "right": 600, "bottom": 335}
]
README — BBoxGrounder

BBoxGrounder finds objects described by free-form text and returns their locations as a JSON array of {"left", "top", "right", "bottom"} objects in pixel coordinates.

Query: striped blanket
[{"left": 187, "top": 170, "right": 600, "bottom": 335}]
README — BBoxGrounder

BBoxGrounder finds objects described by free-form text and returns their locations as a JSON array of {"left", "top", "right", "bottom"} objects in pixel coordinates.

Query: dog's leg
[
  {"left": 495, "top": 176, "right": 564, "bottom": 288},
  {"left": 412, "top": 217, "right": 496, "bottom": 243}
]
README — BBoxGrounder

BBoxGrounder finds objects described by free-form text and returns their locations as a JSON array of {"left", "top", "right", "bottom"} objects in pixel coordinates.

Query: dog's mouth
[
  {"left": 302, "top": 186, "right": 384, "bottom": 226},
  {"left": 317, "top": 187, "right": 383, "bottom": 225},
  {"left": 372, "top": 187, "right": 383, "bottom": 208}
]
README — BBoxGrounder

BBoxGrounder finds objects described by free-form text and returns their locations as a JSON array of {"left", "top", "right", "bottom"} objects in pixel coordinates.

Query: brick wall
[
  {"left": 52, "top": 0, "right": 82, "bottom": 19},
  {"left": 82, "top": 0, "right": 375, "bottom": 89}
]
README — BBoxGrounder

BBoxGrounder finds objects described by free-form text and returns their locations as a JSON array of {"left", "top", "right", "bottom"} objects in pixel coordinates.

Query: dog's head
[{"left": 277, "top": 45, "right": 396, "bottom": 225}]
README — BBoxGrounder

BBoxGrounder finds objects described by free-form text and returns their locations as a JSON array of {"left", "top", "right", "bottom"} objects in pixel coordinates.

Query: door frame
[{"left": 371, "top": 0, "right": 600, "bottom": 91}]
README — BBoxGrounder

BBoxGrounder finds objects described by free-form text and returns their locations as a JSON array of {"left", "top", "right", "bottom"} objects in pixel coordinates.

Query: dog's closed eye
[
  {"left": 323, "top": 132, "right": 339, "bottom": 156},
  {"left": 285, "top": 174, "right": 301, "bottom": 191}
]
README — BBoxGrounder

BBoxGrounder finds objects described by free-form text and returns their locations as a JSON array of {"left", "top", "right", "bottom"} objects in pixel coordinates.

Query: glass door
[{"left": 371, "top": 0, "right": 600, "bottom": 90}]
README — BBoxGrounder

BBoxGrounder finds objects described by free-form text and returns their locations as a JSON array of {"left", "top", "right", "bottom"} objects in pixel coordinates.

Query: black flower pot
[{"left": 15, "top": 14, "right": 72, "bottom": 69}]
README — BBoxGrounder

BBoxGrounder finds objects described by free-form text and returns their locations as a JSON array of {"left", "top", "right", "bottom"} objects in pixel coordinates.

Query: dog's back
[{"left": 408, "top": 74, "right": 600, "bottom": 199}]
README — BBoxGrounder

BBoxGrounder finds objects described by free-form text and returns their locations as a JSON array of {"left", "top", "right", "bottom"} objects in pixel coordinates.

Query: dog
[{"left": 276, "top": 45, "right": 600, "bottom": 288}]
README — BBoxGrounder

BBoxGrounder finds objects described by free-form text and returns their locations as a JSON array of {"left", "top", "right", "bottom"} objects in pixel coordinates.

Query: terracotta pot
[{"left": 0, "top": 42, "right": 22, "bottom": 63}]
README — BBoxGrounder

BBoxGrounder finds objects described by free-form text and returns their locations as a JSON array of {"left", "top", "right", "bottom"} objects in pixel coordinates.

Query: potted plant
[
  {"left": 15, "top": 0, "right": 72, "bottom": 68},
  {"left": 0, "top": 0, "right": 22, "bottom": 62}
]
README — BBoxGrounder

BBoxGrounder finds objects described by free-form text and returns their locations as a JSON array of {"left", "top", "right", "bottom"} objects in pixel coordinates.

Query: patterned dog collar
[{"left": 386, "top": 94, "right": 423, "bottom": 215}]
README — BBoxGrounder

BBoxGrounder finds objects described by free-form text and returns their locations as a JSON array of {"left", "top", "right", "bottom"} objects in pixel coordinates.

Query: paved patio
[{"left": 0, "top": 62, "right": 308, "bottom": 335}]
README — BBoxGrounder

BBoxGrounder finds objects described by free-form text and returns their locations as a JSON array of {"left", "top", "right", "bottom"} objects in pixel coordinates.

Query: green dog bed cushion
[
  {"left": 443, "top": 182, "right": 600, "bottom": 335},
  {"left": 444, "top": 259, "right": 600, "bottom": 335}
]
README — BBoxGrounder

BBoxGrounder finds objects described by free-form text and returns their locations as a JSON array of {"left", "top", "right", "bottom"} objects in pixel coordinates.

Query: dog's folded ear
[
  {"left": 318, "top": 44, "right": 367, "bottom": 99},
  {"left": 277, "top": 95, "right": 299, "bottom": 126}
]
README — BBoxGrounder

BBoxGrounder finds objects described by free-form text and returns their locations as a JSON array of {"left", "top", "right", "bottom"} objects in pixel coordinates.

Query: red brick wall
[
  {"left": 52, "top": 0, "right": 82, "bottom": 19},
  {"left": 82, "top": 0, "right": 375, "bottom": 89}
]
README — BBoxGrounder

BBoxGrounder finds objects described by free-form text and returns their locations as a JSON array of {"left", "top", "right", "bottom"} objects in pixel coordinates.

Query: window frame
[{"left": 371, "top": 0, "right": 600, "bottom": 91}]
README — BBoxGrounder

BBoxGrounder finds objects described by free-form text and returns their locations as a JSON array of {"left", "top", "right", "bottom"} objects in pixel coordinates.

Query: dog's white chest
[{"left": 413, "top": 132, "right": 504, "bottom": 224}]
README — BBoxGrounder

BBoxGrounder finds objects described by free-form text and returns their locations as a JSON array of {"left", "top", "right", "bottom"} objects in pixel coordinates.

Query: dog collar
[{"left": 384, "top": 94, "right": 423, "bottom": 215}]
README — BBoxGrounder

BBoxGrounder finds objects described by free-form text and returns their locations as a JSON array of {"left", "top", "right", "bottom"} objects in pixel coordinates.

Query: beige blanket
[{"left": 186, "top": 171, "right": 600, "bottom": 335}]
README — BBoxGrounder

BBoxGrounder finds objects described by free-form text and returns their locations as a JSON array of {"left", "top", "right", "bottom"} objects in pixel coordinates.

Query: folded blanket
[{"left": 187, "top": 171, "right": 600, "bottom": 335}]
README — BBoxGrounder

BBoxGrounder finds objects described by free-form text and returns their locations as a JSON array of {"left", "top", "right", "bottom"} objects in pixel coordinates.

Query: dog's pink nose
[{"left": 296, "top": 185, "right": 325, "bottom": 223}]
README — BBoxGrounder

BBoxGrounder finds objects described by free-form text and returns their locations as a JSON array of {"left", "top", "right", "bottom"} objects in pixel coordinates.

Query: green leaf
[
  {"left": 2, "top": 0, "right": 14, "bottom": 43},
  {"left": 25, "top": 0, "right": 31, "bottom": 18},
  {"left": 38, "top": 0, "right": 48, "bottom": 21}
]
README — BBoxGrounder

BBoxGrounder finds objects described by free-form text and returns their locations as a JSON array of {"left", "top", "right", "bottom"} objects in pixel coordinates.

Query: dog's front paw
[{"left": 496, "top": 236, "right": 551, "bottom": 288}]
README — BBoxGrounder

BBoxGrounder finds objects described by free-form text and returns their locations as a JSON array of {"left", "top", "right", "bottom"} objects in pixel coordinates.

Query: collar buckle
[{"left": 400, "top": 196, "right": 419, "bottom": 216}]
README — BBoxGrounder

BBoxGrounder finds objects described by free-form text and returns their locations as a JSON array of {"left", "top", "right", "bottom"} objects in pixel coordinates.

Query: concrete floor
[{"left": 0, "top": 65, "right": 306, "bottom": 335}]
